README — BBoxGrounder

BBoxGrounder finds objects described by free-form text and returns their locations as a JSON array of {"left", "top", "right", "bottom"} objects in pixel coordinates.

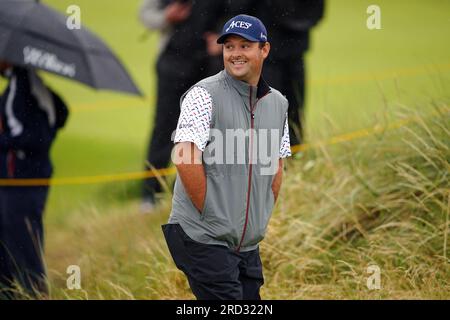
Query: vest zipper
[{"left": 237, "top": 86, "right": 256, "bottom": 252}]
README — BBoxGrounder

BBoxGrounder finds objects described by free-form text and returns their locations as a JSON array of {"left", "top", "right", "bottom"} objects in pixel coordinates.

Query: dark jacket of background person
[
  {"left": 0, "top": 67, "right": 68, "bottom": 179},
  {"left": 139, "top": 0, "right": 226, "bottom": 205},
  {"left": 140, "top": 0, "right": 225, "bottom": 81},
  {"left": 0, "top": 66, "right": 68, "bottom": 298},
  {"left": 227, "top": 0, "right": 324, "bottom": 59}
]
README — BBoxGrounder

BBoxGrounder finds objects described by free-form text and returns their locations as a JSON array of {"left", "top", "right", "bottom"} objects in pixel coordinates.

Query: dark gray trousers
[{"left": 162, "top": 223, "right": 264, "bottom": 300}]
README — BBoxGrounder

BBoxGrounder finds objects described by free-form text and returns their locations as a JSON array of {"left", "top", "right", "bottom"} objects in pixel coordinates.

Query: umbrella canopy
[{"left": 0, "top": 0, "right": 142, "bottom": 96}]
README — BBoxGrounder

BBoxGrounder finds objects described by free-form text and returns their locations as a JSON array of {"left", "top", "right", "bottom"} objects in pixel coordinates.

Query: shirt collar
[{"left": 223, "top": 69, "right": 271, "bottom": 100}]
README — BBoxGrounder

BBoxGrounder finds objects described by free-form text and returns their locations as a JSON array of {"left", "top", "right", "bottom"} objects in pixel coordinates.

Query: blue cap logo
[
  {"left": 225, "top": 20, "right": 253, "bottom": 32},
  {"left": 217, "top": 14, "right": 268, "bottom": 44}
]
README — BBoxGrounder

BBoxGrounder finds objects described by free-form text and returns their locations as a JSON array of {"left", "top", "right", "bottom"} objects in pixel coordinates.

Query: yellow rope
[{"left": 2, "top": 108, "right": 446, "bottom": 187}]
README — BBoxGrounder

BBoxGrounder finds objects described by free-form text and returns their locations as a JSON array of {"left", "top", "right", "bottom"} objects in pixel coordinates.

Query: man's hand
[
  {"left": 173, "top": 142, "right": 206, "bottom": 213},
  {"left": 165, "top": 1, "right": 192, "bottom": 25},
  {"left": 271, "top": 159, "right": 283, "bottom": 202}
]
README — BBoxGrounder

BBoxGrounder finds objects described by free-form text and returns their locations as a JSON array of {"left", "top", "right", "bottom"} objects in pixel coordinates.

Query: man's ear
[{"left": 262, "top": 42, "right": 270, "bottom": 59}]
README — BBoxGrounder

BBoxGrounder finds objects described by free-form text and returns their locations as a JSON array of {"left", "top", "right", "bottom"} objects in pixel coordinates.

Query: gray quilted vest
[{"left": 168, "top": 70, "right": 288, "bottom": 252}]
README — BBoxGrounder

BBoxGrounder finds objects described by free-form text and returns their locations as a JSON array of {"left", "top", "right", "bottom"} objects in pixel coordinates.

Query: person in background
[
  {"left": 0, "top": 62, "right": 69, "bottom": 298},
  {"left": 262, "top": 0, "right": 325, "bottom": 146},
  {"left": 139, "top": 0, "right": 225, "bottom": 212},
  {"left": 211, "top": 0, "right": 325, "bottom": 146}
]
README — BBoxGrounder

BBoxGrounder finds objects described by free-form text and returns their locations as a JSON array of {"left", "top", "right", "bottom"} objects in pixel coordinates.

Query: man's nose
[
  {"left": 230, "top": 50, "right": 243, "bottom": 58},
  {"left": 229, "top": 46, "right": 244, "bottom": 56}
]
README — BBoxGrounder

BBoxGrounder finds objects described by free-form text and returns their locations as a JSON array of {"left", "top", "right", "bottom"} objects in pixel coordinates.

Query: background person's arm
[
  {"left": 173, "top": 142, "right": 206, "bottom": 213},
  {"left": 139, "top": 0, "right": 168, "bottom": 30},
  {"left": 139, "top": 0, "right": 191, "bottom": 30}
]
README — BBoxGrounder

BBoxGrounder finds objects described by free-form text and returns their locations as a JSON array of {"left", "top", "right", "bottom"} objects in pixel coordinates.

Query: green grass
[
  {"left": 45, "top": 104, "right": 450, "bottom": 300},
  {"left": 0, "top": 0, "right": 449, "bottom": 299}
]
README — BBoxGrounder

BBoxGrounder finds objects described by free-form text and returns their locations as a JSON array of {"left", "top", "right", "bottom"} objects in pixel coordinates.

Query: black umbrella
[{"left": 0, "top": 0, "right": 142, "bottom": 96}]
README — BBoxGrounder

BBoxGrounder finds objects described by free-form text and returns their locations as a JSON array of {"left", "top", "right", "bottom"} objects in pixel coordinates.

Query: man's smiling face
[{"left": 223, "top": 35, "right": 270, "bottom": 86}]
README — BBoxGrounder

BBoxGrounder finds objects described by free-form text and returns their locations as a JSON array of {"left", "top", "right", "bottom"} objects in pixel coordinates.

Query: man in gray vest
[{"left": 162, "top": 14, "right": 291, "bottom": 300}]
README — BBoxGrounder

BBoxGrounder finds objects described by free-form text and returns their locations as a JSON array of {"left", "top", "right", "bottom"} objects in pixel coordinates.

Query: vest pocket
[
  {"left": 261, "top": 186, "right": 275, "bottom": 235},
  {"left": 201, "top": 174, "right": 243, "bottom": 246}
]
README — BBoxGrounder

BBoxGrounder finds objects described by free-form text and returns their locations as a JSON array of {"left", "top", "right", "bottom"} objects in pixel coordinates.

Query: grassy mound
[
  {"left": 43, "top": 105, "right": 449, "bottom": 299},
  {"left": 263, "top": 105, "right": 449, "bottom": 299}
]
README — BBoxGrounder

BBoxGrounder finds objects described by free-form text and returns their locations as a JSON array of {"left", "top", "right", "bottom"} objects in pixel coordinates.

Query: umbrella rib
[
  {"left": 69, "top": 25, "right": 139, "bottom": 93},
  {"left": 81, "top": 49, "right": 97, "bottom": 89}
]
